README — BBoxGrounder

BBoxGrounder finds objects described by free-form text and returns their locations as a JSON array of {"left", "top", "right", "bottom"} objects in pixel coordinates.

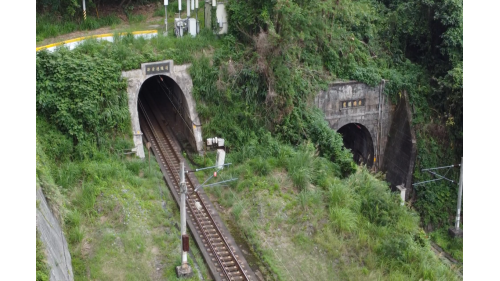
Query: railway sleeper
[
  {"left": 224, "top": 266, "right": 239, "bottom": 272},
  {"left": 222, "top": 260, "right": 236, "bottom": 266},
  {"left": 139, "top": 106, "right": 255, "bottom": 281},
  {"left": 220, "top": 254, "right": 234, "bottom": 260}
]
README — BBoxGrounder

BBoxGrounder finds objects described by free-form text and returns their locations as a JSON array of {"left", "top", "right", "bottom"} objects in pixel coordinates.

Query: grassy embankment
[
  {"left": 36, "top": 31, "right": 220, "bottom": 280},
  {"left": 36, "top": 0, "right": 462, "bottom": 278},
  {"left": 36, "top": 118, "right": 210, "bottom": 281},
  {"left": 190, "top": 146, "right": 462, "bottom": 280}
]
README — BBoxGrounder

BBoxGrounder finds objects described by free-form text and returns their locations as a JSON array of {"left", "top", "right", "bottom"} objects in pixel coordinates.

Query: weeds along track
[{"left": 138, "top": 95, "right": 255, "bottom": 281}]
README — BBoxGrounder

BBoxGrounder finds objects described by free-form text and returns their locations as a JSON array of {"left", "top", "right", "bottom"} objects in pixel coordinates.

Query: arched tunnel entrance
[
  {"left": 138, "top": 75, "right": 196, "bottom": 151},
  {"left": 337, "top": 123, "right": 375, "bottom": 168}
]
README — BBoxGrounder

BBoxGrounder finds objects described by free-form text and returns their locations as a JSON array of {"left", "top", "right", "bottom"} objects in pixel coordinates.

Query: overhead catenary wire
[
  {"left": 155, "top": 77, "right": 201, "bottom": 138},
  {"left": 140, "top": 108, "right": 208, "bottom": 279},
  {"left": 413, "top": 163, "right": 460, "bottom": 187},
  {"left": 139, "top": 100, "right": 252, "bottom": 280},
  {"left": 156, "top": 77, "right": 202, "bottom": 127},
  {"left": 204, "top": 170, "right": 307, "bottom": 281}
]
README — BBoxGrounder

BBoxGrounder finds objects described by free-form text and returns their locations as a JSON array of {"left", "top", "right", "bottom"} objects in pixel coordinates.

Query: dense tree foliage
[{"left": 225, "top": 0, "right": 462, "bottom": 226}]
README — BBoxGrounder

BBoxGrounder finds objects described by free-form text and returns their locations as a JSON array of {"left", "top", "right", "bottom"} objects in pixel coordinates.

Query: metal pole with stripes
[{"left": 82, "top": 0, "right": 87, "bottom": 20}]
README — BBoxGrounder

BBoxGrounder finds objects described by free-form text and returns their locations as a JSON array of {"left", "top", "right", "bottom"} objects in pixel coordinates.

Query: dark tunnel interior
[
  {"left": 138, "top": 75, "right": 194, "bottom": 151},
  {"left": 337, "top": 123, "right": 374, "bottom": 168}
]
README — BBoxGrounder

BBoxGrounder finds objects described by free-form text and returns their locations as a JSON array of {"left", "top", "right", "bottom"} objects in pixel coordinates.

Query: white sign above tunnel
[{"left": 142, "top": 60, "right": 174, "bottom": 77}]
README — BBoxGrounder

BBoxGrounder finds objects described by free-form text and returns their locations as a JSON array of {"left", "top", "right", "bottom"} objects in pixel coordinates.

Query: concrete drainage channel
[{"left": 430, "top": 242, "right": 463, "bottom": 277}]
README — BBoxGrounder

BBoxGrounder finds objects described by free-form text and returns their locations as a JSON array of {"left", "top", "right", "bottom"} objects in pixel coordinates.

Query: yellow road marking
[{"left": 36, "top": 30, "right": 158, "bottom": 52}]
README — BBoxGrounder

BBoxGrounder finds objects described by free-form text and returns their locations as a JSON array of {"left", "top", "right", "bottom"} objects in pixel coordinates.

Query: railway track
[{"left": 138, "top": 94, "right": 256, "bottom": 281}]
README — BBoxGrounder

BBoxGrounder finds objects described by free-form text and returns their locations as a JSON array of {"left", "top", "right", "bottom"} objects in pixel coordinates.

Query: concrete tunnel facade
[
  {"left": 315, "top": 81, "right": 417, "bottom": 201},
  {"left": 122, "top": 60, "right": 203, "bottom": 158},
  {"left": 315, "top": 81, "right": 392, "bottom": 170}
]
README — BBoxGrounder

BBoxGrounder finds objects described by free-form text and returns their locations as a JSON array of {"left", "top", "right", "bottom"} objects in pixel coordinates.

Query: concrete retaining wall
[{"left": 36, "top": 187, "right": 74, "bottom": 281}]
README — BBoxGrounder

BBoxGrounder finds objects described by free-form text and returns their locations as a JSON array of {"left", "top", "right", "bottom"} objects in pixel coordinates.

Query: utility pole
[
  {"left": 195, "top": 0, "right": 199, "bottom": 33},
  {"left": 449, "top": 157, "right": 463, "bottom": 238},
  {"left": 176, "top": 138, "right": 235, "bottom": 278},
  {"left": 82, "top": 0, "right": 87, "bottom": 20},
  {"left": 176, "top": 161, "right": 193, "bottom": 278},
  {"left": 164, "top": 0, "right": 168, "bottom": 35},
  {"left": 178, "top": 0, "right": 182, "bottom": 19},
  {"left": 412, "top": 161, "right": 463, "bottom": 238}
]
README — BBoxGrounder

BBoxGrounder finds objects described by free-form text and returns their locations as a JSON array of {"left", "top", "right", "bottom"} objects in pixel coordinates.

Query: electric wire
[
  {"left": 204, "top": 170, "right": 307, "bottom": 281},
  {"left": 139, "top": 98, "right": 251, "bottom": 280},
  {"left": 156, "top": 77, "right": 199, "bottom": 139}
]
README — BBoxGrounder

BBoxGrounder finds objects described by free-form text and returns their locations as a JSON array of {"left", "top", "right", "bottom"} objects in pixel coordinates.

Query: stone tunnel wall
[{"left": 315, "top": 81, "right": 392, "bottom": 170}]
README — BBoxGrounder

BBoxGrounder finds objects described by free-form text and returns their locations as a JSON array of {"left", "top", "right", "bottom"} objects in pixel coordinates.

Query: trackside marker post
[{"left": 455, "top": 157, "right": 463, "bottom": 230}]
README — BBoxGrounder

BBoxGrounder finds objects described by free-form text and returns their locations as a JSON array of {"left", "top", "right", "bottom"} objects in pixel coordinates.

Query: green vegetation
[
  {"left": 36, "top": 230, "right": 50, "bottom": 281},
  {"left": 36, "top": 49, "right": 130, "bottom": 145},
  {"left": 36, "top": 37, "right": 215, "bottom": 279},
  {"left": 223, "top": 0, "right": 463, "bottom": 238},
  {"left": 37, "top": 115, "right": 210, "bottom": 280},
  {"left": 36, "top": 1, "right": 207, "bottom": 43},
  {"left": 36, "top": 0, "right": 462, "bottom": 279},
  {"left": 430, "top": 226, "right": 463, "bottom": 263},
  {"left": 36, "top": 13, "right": 122, "bottom": 42},
  {"left": 192, "top": 144, "right": 460, "bottom": 280}
]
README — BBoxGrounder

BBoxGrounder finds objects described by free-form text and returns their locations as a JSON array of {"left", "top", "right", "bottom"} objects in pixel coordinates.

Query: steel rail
[
  {"left": 138, "top": 98, "right": 250, "bottom": 280},
  {"left": 145, "top": 97, "right": 249, "bottom": 280}
]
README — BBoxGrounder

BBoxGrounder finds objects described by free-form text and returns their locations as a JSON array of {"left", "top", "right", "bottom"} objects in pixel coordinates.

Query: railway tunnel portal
[
  {"left": 122, "top": 60, "right": 203, "bottom": 158},
  {"left": 337, "top": 122, "right": 375, "bottom": 168},
  {"left": 137, "top": 74, "right": 196, "bottom": 152},
  {"left": 315, "top": 81, "right": 417, "bottom": 200}
]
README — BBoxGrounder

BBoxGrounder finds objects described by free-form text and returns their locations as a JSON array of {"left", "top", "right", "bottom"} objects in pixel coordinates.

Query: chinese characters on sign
[
  {"left": 341, "top": 99, "right": 365, "bottom": 109},
  {"left": 145, "top": 61, "right": 171, "bottom": 75}
]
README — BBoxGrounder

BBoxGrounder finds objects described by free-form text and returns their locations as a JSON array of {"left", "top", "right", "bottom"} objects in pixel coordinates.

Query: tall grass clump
[
  {"left": 348, "top": 170, "right": 404, "bottom": 226},
  {"left": 285, "top": 145, "right": 315, "bottom": 191},
  {"left": 249, "top": 157, "right": 270, "bottom": 176},
  {"left": 297, "top": 189, "right": 323, "bottom": 211},
  {"left": 329, "top": 206, "right": 358, "bottom": 233}
]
